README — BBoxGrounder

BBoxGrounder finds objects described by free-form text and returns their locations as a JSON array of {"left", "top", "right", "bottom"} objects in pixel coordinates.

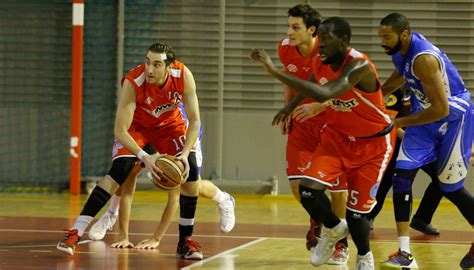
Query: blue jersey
[
  {"left": 391, "top": 32, "right": 474, "bottom": 192},
  {"left": 392, "top": 32, "right": 470, "bottom": 117}
]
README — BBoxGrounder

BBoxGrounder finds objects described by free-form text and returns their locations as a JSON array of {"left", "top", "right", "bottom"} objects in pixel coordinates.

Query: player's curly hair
[
  {"left": 287, "top": 4, "right": 322, "bottom": 37},
  {"left": 147, "top": 42, "right": 176, "bottom": 66},
  {"left": 380, "top": 12, "right": 411, "bottom": 35}
]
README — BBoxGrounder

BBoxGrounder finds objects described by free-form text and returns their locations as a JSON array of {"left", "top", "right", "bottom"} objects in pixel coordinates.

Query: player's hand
[
  {"left": 135, "top": 238, "right": 160, "bottom": 249},
  {"left": 111, "top": 239, "right": 135, "bottom": 248},
  {"left": 279, "top": 116, "right": 291, "bottom": 134},
  {"left": 177, "top": 153, "right": 190, "bottom": 183},
  {"left": 293, "top": 102, "right": 325, "bottom": 123},
  {"left": 272, "top": 107, "right": 293, "bottom": 127},
  {"left": 249, "top": 49, "right": 276, "bottom": 76},
  {"left": 143, "top": 153, "right": 164, "bottom": 182}
]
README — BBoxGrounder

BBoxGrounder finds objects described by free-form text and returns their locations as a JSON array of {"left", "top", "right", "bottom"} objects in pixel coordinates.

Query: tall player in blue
[{"left": 378, "top": 13, "right": 474, "bottom": 269}]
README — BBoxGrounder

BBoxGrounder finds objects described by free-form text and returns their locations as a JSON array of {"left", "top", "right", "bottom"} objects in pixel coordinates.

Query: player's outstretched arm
[
  {"left": 250, "top": 48, "right": 373, "bottom": 102},
  {"left": 135, "top": 188, "right": 180, "bottom": 249}
]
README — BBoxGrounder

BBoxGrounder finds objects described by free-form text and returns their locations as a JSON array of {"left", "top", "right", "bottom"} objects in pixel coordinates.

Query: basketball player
[
  {"left": 251, "top": 17, "right": 395, "bottom": 270},
  {"left": 378, "top": 13, "right": 474, "bottom": 269},
  {"left": 368, "top": 85, "right": 443, "bottom": 236},
  {"left": 57, "top": 42, "right": 212, "bottom": 260},
  {"left": 277, "top": 4, "right": 348, "bottom": 264}
]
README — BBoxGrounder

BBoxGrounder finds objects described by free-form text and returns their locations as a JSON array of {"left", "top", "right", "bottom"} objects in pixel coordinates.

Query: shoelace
[
  {"left": 186, "top": 239, "right": 201, "bottom": 251},
  {"left": 100, "top": 215, "right": 116, "bottom": 230},
  {"left": 333, "top": 243, "right": 347, "bottom": 258},
  {"left": 62, "top": 230, "right": 79, "bottom": 244},
  {"left": 388, "top": 251, "right": 401, "bottom": 260}
]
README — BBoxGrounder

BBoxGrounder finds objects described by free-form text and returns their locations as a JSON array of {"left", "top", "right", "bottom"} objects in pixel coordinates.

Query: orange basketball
[{"left": 152, "top": 155, "right": 185, "bottom": 190}]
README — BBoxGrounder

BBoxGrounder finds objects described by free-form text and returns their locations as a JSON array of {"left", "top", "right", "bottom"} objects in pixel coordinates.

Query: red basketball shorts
[{"left": 299, "top": 126, "right": 396, "bottom": 213}]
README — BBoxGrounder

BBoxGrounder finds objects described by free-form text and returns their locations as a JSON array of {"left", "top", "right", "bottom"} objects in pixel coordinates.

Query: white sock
[
  {"left": 213, "top": 189, "right": 228, "bottom": 204},
  {"left": 108, "top": 195, "right": 121, "bottom": 215},
  {"left": 72, "top": 215, "right": 94, "bottom": 236},
  {"left": 399, "top": 236, "right": 411, "bottom": 253}
]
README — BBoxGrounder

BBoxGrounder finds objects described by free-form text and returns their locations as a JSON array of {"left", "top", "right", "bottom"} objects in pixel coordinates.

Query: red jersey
[
  {"left": 312, "top": 48, "right": 392, "bottom": 137},
  {"left": 278, "top": 37, "right": 326, "bottom": 126},
  {"left": 122, "top": 61, "right": 186, "bottom": 129}
]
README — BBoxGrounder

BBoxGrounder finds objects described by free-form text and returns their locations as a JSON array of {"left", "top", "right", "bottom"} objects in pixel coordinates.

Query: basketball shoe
[
  {"left": 381, "top": 249, "right": 418, "bottom": 269},
  {"left": 176, "top": 237, "right": 203, "bottom": 260},
  {"left": 311, "top": 219, "right": 349, "bottom": 266},
  {"left": 88, "top": 211, "right": 118, "bottom": 240},
  {"left": 327, "top": 241, "right": 349, "bottom": 265},
  {"left": 306, "top": 219, "right": 321, "bottom": 251},
  {"left": 218, "top": 192, "right": 236, "bottom": 233},
  {"left": 460, "top": 243, "right": 474, "bottom": 268},
  {"left": 356, "top": 251, "right": 374, "bottom": 270},
  {"left": 57, "top": 229, "right": 81, "bottom": 255}
]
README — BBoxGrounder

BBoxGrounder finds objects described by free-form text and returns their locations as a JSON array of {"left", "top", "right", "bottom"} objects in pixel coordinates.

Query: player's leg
[
  {"left": 56, "top": 156, "right": 137, "bottom": 255},
  {"left": 326, "top": 180, "right": 349, "bottom": 265},
  {"left": 367, "top": 136, "right": 401, "bottom": 226},
  {"left": 176, "top": 152, "right": 203, "bottom": 260},
  {"left": 460, "top": 242, "right": 474, "bottom": 268},
  {"left": 410, "top": 162, "right": 442, "bottom": 235},
  {"left": 88, "top": 143, "right": 156, "bottom": 240},
  {"left": 382, "top": 125, "right": 435, "bottom": 268},
  {"left": 296, "top": 141, "right": 349, "bottom": 266},
  {"left": 198, "top": 179, "right": 235, "bottom": 233},
  {"left": 436, "top": 111, "right": 474, "bottom": 226},
  {"left": 286, "top": 130, "right": 322, "bottom": 251},
  {"left": 91, "top": 164, "right": 140, "bottom": 243},
  {"left": 194, "top": 134, "right": 235, "bottom": 233},
  {"left": 299, "top": 178, "right": 348, "bottom": 266},
  {"left": 434, "top": 111, "right": 474, "bottom": 268}
]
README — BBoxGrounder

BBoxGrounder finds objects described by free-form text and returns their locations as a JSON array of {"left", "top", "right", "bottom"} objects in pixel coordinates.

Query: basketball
[{"left": 152, "top": 155, "right": 185, "bottom": 190}]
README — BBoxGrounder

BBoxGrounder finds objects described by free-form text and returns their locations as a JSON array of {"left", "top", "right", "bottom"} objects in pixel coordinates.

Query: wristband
[{"left": 137, "top": 149, "right": 148, "bottom": 160}]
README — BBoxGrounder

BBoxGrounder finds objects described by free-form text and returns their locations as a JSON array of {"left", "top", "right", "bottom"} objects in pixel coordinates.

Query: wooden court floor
[{"left": 0, "top": 191, "right": 472, "bottom": 269}]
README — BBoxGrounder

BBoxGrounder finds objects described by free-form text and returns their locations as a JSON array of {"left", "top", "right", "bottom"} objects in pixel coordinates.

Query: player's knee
[
  {"left": 392, "top": 168, "right": 416, "bottom": 193},
  {"left": 107, "top": 157, "right": 137, "bottom": 185},
  {"left": 186, "top": 152, "right": 199, "bottom": 182}
]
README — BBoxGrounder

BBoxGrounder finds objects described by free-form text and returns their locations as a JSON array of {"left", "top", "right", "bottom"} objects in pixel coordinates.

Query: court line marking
[{"left": 180, "top": 237, "right": 267, "bottom": 270}]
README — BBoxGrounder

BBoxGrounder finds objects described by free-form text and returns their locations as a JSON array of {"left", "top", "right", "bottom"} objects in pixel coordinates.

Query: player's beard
[{"left": 382, "top": 36, "right": 402, "bottom": 55}]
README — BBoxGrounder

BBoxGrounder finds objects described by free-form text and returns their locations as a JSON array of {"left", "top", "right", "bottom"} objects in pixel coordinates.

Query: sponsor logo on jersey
[
  {"left": 287, "top": 64, "right": 298, "bottom": 72},
  {"left": 140, "top": 92, "right": 183, "bottom": 118},
  {"left": 328, "top": 98, "right": 359, "bottom": 112}
]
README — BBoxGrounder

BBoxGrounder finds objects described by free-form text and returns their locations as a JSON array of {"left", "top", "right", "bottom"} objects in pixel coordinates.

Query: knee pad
[
  {"left": 186, "top": 152, "right": 199, "bottom": 182},
  {"left": 107, "top": 157, "right": 137, "bottom": 185},
  {"left": 143, "top": 143, "right": 157, "bottom": 154},
  {"left": 392, "top": 168, "right": 417, "bottom": 193}
]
